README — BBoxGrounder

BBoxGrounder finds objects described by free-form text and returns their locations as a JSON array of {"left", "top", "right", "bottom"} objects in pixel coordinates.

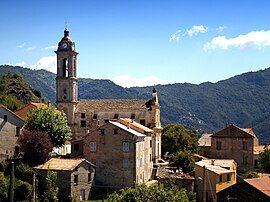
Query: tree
[
  {"left": 25, "top": 107, "right": 71, "bottom": 147},
  {"left": 162, "top": 124, "right": 199, "bottom": 155},
  {"left": 170, "top": 150, "right": 195, "bottom": 173},
  {"left": 18, "top": 130, "right": 53, "bottom": 166},
  {"left": 107, "top": 183, "right": 194, "bottom": 202},
  {"left": 37, "top": 171, "right": 59, "bottom": 202},
  {"left": 0, "top": 172, "right": 8, "bottom": 201},
  {"left": 259, "top": 149, "right": 270, "bottom": 173}
]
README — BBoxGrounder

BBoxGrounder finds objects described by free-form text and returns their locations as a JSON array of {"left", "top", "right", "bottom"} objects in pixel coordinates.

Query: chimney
[
  {"left": 47, "top": 101, "right": 51, "bottom": 107},
  {"left": 97, "top": 120, "right": 100, "bottom": 127},
  {"left": 127, "top": 122, "right": 130, "bottom": 129},
  {"left": 211, "top": 159, "right": 215, "bottom": 165}
]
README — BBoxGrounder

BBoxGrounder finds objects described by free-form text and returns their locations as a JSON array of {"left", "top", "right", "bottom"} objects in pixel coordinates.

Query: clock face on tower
[{"left": 62, "top": 43, "right": 68, "bottom": 49}]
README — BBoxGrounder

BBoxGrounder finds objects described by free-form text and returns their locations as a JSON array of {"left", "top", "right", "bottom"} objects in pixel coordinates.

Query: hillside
[
  {"left": 0, "top": 65, "right": 270, "bottom": 143},
  {"left": 0, "top": 73, "right": 42, "bottom": 110}
]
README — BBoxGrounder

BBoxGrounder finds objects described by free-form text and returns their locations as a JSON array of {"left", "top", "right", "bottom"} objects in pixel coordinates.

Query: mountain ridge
[{"left": 1, "top": 65, "right": 269, "bottom": 143}]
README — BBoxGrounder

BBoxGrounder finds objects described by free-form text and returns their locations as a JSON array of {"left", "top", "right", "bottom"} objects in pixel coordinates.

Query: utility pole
[
  {"left": 8, "top": 161, "right": 14, "bottom": 202},
  {"left": 202, "top": 165, "right": 206, "bottom": 202}
]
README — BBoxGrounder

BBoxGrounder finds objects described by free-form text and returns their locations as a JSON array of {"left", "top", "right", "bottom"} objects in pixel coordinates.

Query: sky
[{"left": 1, "top": 0, "right": 270, "bottom": 87}]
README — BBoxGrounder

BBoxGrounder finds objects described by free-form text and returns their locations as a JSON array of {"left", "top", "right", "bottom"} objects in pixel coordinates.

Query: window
[
  {"left": 74, "top": 175, "right": 78, "bottom": 183},
  {"left": 114, "top": 113, "right": 119, "bottom": 119},
  {"left": 150, "top": 140, "right": 152, "bottom": 148},
  {"left": 16, "top": 127, "right": 20, "bottom": 136},
  {"left": 100, "top": 129, "right": 105, "bottom": 135},
  {"left": 243, "top": 141, "right": 248, "bottom": 150},
  {"left": 74, "top": 143, "right": 79, "bottom": 151},
  {"left": 90, "top": 141, "right": 96, "bottom": 152},
  {"left": 131, "top": 113, "right": 135, "bottom": 119},
  {"left": 140, "top": 119, "right": 146, "bottom": 126},
  {"left": 80, "top": 120, "right": 86, "bottom": 127},
  {"left": 93, "top": 113, "right": 98, "bottom": 120},
  {"left": 150, "top": 154, "right": 152, "bottom": 162},
  {"left": 227, "top": 174, "right": 230, "bottom": 181},
  {"left": 219, "top": 175, "right": 222, "bottom": 182},
  {"left": 81, "top": 113, "right": 86, "bottom": 118},
  {"left": 104, "top": 119, "right": 109, "bottom": 123},
  {"left": 113, "top": 129, "right": 119, "bottom": 135},
  {"left": 14, "top": 146, "right": 19, "bottom": 155},
  {"left": 62, "top": 58, "right": 69, "bottom": 77},
  {"left": 123, "top": 159, "right": 129, "bottom": 168},
  {"left": 142, "top": 142, "right": 145, "bottom": 151},
  {"left": 3, "top": 115, "right": 7, "bottom": 122},
  {"left": 123, "top": 142, "right": 130, "bottom": 152},
  {"left": 216, "top": 141, "right": 222, "bottom": 150}
]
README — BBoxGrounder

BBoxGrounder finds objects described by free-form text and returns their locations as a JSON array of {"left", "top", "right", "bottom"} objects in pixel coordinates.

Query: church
[{"left": 55, "top": 28, "right": 163, "bottom": 188}]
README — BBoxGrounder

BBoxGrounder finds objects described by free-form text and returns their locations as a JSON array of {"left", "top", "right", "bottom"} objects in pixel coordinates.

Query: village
[{"left": 0, "top": 28, "right": 270, "bottom": 202}]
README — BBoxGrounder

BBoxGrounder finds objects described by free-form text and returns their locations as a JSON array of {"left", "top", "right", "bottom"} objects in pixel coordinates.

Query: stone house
[
  {"left": 211, "top": 124, "right": 259, "bottom": 172},
  {"left": 54, "top": 29, "right": 162, "bottom": 164},
  {"left": 35, "top": 157, "right": 95, "bottom": 201},
  {"left": 195, "top": 159, "right": 237, "bottom": 202},
  {"left": 198, "top": 133, "right": 212, "bottom": 157},
  {"left": 0, "top": 105, "right": 24, "bottom": 159},
  {"left": 83, "top": 118, "right": 153, "bottom": 189}
]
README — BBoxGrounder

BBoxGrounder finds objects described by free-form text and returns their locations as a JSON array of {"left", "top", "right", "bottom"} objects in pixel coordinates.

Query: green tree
[
  {"left": 107, "top": 183, "right": 194, "bottom": 202},
  {"left": 0, "top": 172, "right": 8, "bottom": 201},
  {"left": 259, "top": 149, "right": 270, "bottom": 173},
  {"left": 170, "top": 150, "right": 195, "bottom": 173},
  {"left": 162, "top": 124, "right": 199, "bottom": 155},
  {"left": 25, "top": 107, "right": 71, "bottom": 147},
  {"left": 37, "top": 171, "right": 59, "bottom": 202}
]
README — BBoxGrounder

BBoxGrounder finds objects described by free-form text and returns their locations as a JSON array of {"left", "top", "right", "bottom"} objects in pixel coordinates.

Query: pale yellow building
[{"left": 195, "top": 159, "right": 237, "bottom": 202}]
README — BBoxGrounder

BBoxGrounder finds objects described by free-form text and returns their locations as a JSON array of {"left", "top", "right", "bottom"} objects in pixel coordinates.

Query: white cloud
[
  {"left": 17, "top": 42, "right": 26, "bottom": 48},
  {"left": 204, "top": 30, "right": 270, "bottom": 51},
  {"left": 111, "top": 75, "right": 168, "bottom": 88},
  {"left": 7, "top": 61, "right": 26, "bottom": 67},
  {"left": 186, "top": 25, "right": 208, "bottom": 37},
  {"left": 216, "top": 26, "right": 227, "bottom": 32},
  {"left": 43, "top": 45, "right": 57, "bottom": 50},
  {"left": 29, "top": 56, "right": 56, "bottom": 73},
  {"left": 170, "top": 30, "right": 182, "bottom": 41}
]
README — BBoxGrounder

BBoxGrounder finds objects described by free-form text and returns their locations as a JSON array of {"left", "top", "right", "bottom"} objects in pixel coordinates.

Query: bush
[
  {"left": 14, "top": 179, "right": 32, "bottom": 201},
  {"left": 0, "top": 172, "right": 8, "bottom": 201},
  {"left": 15, "top": 163, "right": 34, "bottom": 184},
  {"left": 107, "top": 183, "right": 193, "bottom": 202}
]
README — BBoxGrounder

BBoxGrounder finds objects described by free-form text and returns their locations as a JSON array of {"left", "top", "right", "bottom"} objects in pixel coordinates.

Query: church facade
[{"left": 55, "top": 29, "right": 162, "bottom": 164}]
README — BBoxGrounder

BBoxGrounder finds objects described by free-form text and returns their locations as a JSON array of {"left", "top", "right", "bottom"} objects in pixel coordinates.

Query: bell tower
[{"left": 55, "top": 28, "right": 78, "bottom": 124}]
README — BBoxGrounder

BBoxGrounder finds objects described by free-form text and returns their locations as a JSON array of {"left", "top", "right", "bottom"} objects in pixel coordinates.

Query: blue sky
[{"left": 1, "top": 0, "right": 270, "bottom": 87}]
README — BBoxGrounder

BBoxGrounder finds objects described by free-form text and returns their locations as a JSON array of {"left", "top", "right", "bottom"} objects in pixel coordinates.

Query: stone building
[
  {"left": 210, "top": 124, "right": 259, "bottom": 172},
  {"left": 35, "top": 157, "right": 95, "bottom": 201},
  {"left": 83, "top": 118, "right": 153, "bottom": 188},
  {"left": 54, "top": 29, "right": 162, "bottom": 164},
  {"left": 0, "top": 105, "right": 24, "bottom": 159}
]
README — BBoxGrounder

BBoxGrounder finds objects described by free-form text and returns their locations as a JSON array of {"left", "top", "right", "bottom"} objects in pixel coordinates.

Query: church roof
[{"left": 77, "top": 99, "right": 149, "bottom": 112}]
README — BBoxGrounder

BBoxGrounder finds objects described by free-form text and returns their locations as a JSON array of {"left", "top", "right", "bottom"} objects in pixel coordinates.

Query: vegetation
[
  {"left": 259, "top": 149, "right": 270, "bottom": 173},
  {"left": 0, "top": 73, "right": 42, "bottom": 111},
  {"left": 239, "top": 170, "right": 259, "bottom": 180},
  {"left": 161, "top": 124, "right": 198, "bottom": 173},
  {"left": 37, "top": 171, "right": 59, "bottom": 202},
  {"left": 25, "top": 107, "right": 71, "bottom": 147},
  {"left": 18, "top": 130, "right": 53, "bottom": 166},
  {"left": 107, "top": 183, "right": 195, "bottom": 202},
  {"left": 170, "top": 151, "right": 195, "bottom": 173}
]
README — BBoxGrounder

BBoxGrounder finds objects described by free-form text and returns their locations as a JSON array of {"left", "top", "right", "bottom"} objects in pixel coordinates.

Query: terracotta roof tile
[
  {"left": 35, "top": 158, "right": 94, "bottom": 171},
  {"left": 116, "top": 118, "right": 153, "bottom": 133},
  {"left": 212, "top": 124, "right": 257, "bottom": 138},
  {"left": 77, "top": 99, "right": 149, "bottom": 112},
  {"left": 254, "top": 145, "right": 270, "bottom": 155},
  {"left": 244, "top": 176, "right": 270, "bottom": 197}
]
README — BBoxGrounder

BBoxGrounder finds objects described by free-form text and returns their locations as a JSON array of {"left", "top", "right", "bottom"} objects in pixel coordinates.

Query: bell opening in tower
[{"left": 62, "top": 58, "right": 69, "bottom": 77}]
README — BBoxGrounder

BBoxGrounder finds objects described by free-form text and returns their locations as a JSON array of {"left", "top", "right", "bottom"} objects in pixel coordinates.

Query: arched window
[{"left": 62, "top": 58, "right": 68, "bottom": 77}]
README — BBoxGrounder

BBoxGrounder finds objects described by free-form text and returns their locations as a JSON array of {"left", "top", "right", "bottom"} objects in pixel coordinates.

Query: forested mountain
[{"left": 1, "top": 65, "right": 270, "bottom": 143}]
